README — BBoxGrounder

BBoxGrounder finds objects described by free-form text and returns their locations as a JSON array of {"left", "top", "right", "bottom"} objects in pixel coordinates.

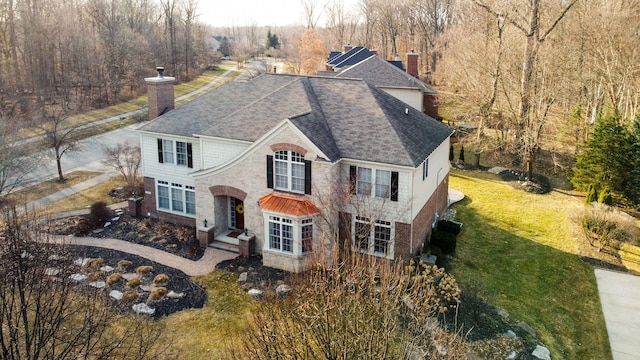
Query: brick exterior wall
[
  {"left": 406, "top": 53, "right": 419, "bottom": 78},
  {"left": 411, "top": 173, "right": 449, "bottom": 254},
  {"left": 145, "top": 77, "right": 175, "bottom": 121},
  {"left": 394, "top": 222, "right": 412, "bottom": 258},
  {"left": 270, "top": 143, "right": 308, "bottom": 156},
  {"left": 142, "top": 176, "right": 196, "bottom": 227},
  {"left": 423, "top": 93, "right": 439, "bottom": 119},
  {"left": 208, "top": 185, "right": 247, "bottom": 201}
]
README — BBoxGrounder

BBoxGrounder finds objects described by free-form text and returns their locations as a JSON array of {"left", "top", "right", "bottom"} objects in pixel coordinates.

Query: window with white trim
[
  {"left": 157, "top": 138, "right": 193, "bottom": 168},
  {"left": 301, "top": 219, "right": 313, "bottom": 254},
  {"left": 351, "top": 166, "right": 398, "bottom": 201},
  {"left": 274, "top": 150, "right": 305, "bottom": 193},
  {"left": 353, "top": 216, "right": 393, "bottom": 257},
  {"left": 176, "top": 141, "right": 187, "bottom": 166},
  {"left": 269, "top": 216, "right": 293, "bottom": 253},
  {"left": 264, "top": 214, "right": 314, "bottom": 256},
  {"left": 162, "top": 140, "right": 174, "bottom": 164},
  {"left": 156, "top": 180, "right": 195, "bottom": 216}
]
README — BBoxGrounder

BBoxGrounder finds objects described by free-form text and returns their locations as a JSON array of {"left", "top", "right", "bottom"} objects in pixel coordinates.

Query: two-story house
[
  {"left": 137, "top": 69, "right": 452, "bottom": 272},
  {"left": 320, "top": 46, "right": 439, "bottom": 119}
]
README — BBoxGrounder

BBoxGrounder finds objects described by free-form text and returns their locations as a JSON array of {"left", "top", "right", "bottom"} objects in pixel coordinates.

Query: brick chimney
[
  {"left": 145, "top": 67, "right": 175, "bottom": 121},
  {"left": 371, "top": 49, "right": 378, "bottom": 57},
  {"left": 406, "top": 51, "right": 419, "bottom": 78},
  {"left": 343, "top": 44, "right": 352, "bottom": 53}
]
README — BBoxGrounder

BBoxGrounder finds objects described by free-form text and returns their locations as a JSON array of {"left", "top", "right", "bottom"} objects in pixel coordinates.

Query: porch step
[{"left": 209, "top": 240, "right": 240, "bottom": 254}]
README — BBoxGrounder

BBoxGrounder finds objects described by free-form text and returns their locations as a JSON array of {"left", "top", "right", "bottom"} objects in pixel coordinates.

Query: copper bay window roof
[{"left": 259, "top": 193, "right": 320, "bottom": 217}]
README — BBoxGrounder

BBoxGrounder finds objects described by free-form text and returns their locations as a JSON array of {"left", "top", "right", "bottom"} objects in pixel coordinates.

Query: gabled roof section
[
  {"left": 139, "top": 73, "right": 451, "bottom": 168},
  {"left": 259, "top": 193, "right": 320, "bottom": 217},
  {"left": 326, "top": 46, "right": 374, "bottom": 69},
  {"left": 335, "top": 55, "right": 438, "bottom": 95}
]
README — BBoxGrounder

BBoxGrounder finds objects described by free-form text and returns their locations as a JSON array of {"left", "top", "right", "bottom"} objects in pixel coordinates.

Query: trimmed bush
[
  {"left": 88, "top": 201, "right": 111, "bottom": 228},
  {"left": 86, "top": 258, "right": 104, "bottom": 269},
  {"left": 152, "top": 274, "right": 169, "bottom": 285},
  {"left": 117, "top": 260, "right": 132, "bottom": 269},
  {"left": 136, "top": 265, "right": 154, "bottom": 275},
  {"left": 580, "top": 202, "right": 639, "bottom": 250},
  {"left": 120, "top": 291, "right": 139, "bottom": 304},
  {"left": 125, "top": 277, "right": 141, "bottom": 288},
  {"left": 148, "top": 287, "right": 167, "bottom": 302},
  {"left": 106, "top": 273, "right": 123, "bottom": 286}
]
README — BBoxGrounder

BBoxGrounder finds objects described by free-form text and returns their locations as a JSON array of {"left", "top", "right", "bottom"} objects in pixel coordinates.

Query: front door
[{"left": 230, "top": 197, "right": 244, "bottom": 230}]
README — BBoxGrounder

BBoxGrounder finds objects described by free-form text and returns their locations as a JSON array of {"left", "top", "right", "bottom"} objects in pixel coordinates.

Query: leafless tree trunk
[
  {"left": 0, "top": 204, "right": 165, "bottom": 359},
  {"left": 40, "top": 112, "right": 81, "bottom": 182}
]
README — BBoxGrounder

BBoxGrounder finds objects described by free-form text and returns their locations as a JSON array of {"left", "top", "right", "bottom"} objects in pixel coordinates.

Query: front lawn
[{"left": 449, "top": 170, "right": 611, "bottom": 359}]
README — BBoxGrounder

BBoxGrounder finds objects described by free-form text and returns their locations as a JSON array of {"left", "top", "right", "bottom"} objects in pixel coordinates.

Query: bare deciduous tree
[
  {"left": 0, "top": 204, "right": 165, "bottom": 359},
  {"left": 40, "top": 112, "right": 81, "bottom": 182},
  {"left": 101, "top": 141, "right": 142, "bottom": 190}
]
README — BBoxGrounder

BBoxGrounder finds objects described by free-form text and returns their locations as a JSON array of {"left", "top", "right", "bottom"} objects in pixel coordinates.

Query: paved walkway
[
  {"left": 46, "top": 235, "right": 237, "bottom": 276},
  {"left": 595, "top": 269, "right": 640, "bottom": 360}
]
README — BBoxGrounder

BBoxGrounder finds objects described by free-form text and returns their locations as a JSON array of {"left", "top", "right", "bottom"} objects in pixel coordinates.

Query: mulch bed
[{"left": 67, "top": 245, "right": 206, "bottom": 319}]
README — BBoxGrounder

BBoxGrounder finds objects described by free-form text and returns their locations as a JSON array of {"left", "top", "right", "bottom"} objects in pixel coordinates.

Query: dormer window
[{"left": 266, "top": 151, "right": 312, "bottom": 195}]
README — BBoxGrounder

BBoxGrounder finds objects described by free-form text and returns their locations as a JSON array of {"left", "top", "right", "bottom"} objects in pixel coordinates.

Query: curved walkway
[{"left": 46, "top": 234, "right": 237, "bottom": 277}]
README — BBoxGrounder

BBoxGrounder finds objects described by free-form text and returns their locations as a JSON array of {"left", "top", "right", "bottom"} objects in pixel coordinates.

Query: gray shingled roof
[
  {"left": 139, "top": 73, "right": 451, "bottom": 167},
  {"left": 335, "top": 55, "right": 438, "bottom": 95}
]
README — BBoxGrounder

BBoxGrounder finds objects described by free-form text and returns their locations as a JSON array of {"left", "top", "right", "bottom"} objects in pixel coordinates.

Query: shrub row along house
[{"left": 137, "top": 49, "right": 452, "bottom": 272}]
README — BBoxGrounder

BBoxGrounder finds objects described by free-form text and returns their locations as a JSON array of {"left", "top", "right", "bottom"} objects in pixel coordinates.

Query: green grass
[
  {"left": 449, "top": 170, "right": 611, "bottom": 359},
  {"left": 158, "top": 271, "right": 254, "bottom": 359}
]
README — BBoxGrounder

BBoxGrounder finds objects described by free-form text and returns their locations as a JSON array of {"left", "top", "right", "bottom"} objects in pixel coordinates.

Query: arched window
[{"left": 267, "top": 151, "right": 311, "bottom": 194}]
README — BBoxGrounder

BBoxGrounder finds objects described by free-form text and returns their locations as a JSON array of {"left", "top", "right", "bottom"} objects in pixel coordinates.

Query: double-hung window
[
  {"left": 269, "top": 216, "right": 293, "bottom": 253},
  {"left": 156, "top": 180, "right": 196, "bottom": 216},
  {"left": 350, "top": 166, "right": 398, "bottom": 201},
  {"left": 265, "top": 215, "right": 314, "bottom": 255},
  {"left": 267, "top": 151, "right": 311, "bottom": 194},
  {"left": 157, "top": 138, "right": 193, "bottom": 168},
  {"left": 353, "top": 216, "right": 392, "bottom": 257}
]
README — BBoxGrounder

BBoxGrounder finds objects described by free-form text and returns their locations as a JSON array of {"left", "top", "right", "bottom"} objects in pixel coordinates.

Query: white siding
[
  {"left": 380, "top": 87, "right": 423, "bottom": 112},
  {"left": 140, "top": 133, "right": 199, "bottom": 185},
  {"left": 340, "top": 162, "right": 413, "bottom": 224},
  {"left": 411, "top": 138, "right": 450, "bottom": 217},
  {"left": 200, "top": 138, "right": 249, "bottom": 169}
]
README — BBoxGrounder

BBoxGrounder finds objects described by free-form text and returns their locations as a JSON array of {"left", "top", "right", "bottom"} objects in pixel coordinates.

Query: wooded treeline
[
  {"left": 282, "top": 0, "right": 640, "bottom": 179},
  {"left": 0, "top": 0, "right": 212, "bottom": 118}
]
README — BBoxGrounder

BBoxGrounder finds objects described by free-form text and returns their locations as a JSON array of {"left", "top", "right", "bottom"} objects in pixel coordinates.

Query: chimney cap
[{"left": 156, "top": 67, "right": 165, "bottom": 78}]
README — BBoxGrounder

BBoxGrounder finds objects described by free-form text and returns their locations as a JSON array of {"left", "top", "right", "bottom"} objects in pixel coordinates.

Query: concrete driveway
[{"left": 595, "top": 269, "right": 640, "bottom": 359}]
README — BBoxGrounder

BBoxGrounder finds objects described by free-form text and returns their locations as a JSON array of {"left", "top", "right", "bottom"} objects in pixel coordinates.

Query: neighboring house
[
  {"left": 320, "top": 46, "right": 439, "bottom": 120},
  {"left": 137, "top": 68, "right": 453, "bottom": 272},
  {"left": 206, "top": 35, "right": 223, "bottom": 52}
]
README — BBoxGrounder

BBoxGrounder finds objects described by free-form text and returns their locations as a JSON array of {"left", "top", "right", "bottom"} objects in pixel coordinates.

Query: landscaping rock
[
  {"left": 132, "top": 303, "right": 155, "bottom": 315},
  {"left": 140, "top": 285, "right": 155, "bottom": 292},
  {"left": 100, "top": 265, "right": 115, "bottom": 272},
  {"left": 531, "top": 345, "right": 551, "bottom": 360},
  {"left": 45, "top": 267, "right": 60, "bottom": 276},
  {"left": 89, "top": 281, "right": 106, "bottom": 288},
  {"left": 276, "top": 284, "right": 291, "bottom": 296},
  {"left": 488, "top": 166, "right": 509, "bottom": 174},
  {"left": 48, "top": 254, "right": 61, "bottom": 261},
  {"left": 248, "top": 288, "right": 263, "bottom": 298},
  {"left": 504, "top": 330, "right": 517, "bottom": 338},
  {"left": 238, "top": 272, "right": 248, "bottom": 283},
  {"left": 497, "top": 307, "right": 509, "bottom": 319},
  {"left": 73, "top": 258, "right": 90, "bottom": 266},
  {"left": 506, "top": 350, "right": 517, "bottom": 360},
  {"left": 166, "top": 291, "right": 185, "bottom": 299},
  {"left": 109, "top": 290, "right": 123, "bottom": 300},
  {"left": 517, "top": 321, "right": 536, "bottom": 337},
  {"left": 121, "top": 273, "right": 138, "bottom": 281},
  {"left": 70, "top": 273, "right": 87, "bottom": 282}
]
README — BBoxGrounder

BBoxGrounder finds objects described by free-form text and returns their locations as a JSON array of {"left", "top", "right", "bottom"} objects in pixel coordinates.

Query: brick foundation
[{"left": 412, "top": 174, "right": 449, "bottom": 254}]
